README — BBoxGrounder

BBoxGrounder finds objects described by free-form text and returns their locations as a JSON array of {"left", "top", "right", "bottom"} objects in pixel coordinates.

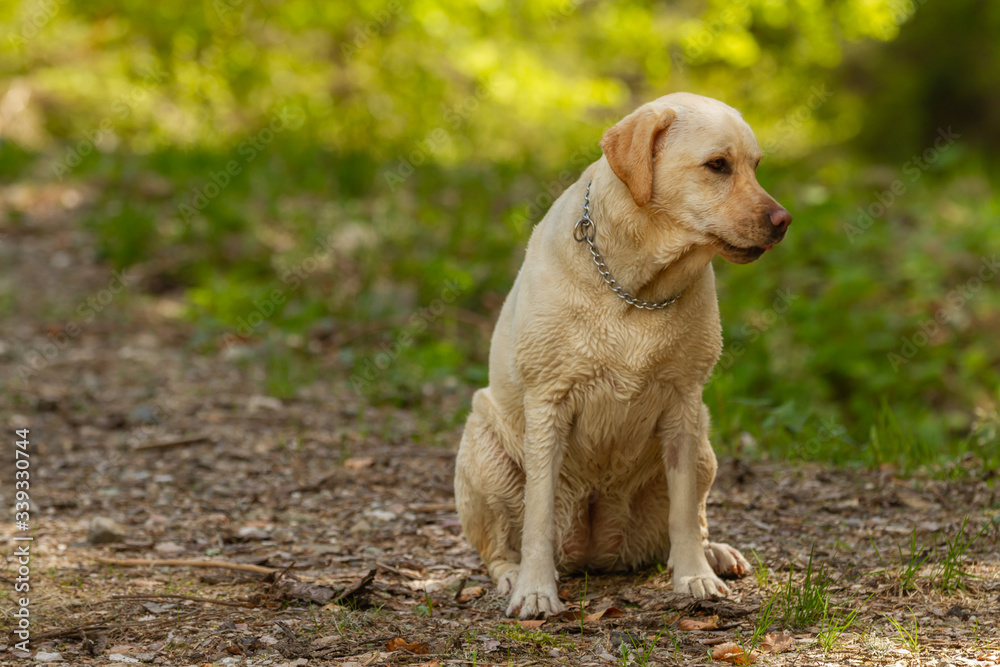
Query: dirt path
[{"left": 1, "top": 182, "right": 998, "bottom": 666}]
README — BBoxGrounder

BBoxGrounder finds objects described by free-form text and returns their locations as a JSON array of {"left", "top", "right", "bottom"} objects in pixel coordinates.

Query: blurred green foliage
[{"left": 1, "top": 0, "right": 998, "bottom": 474}]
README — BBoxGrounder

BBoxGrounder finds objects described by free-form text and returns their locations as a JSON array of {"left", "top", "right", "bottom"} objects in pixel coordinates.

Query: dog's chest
[
  {"left": 565, "top": 367, "right": 673, "bottom": 480},
  {"left": 560, "top": 310, "right": 716, "bottom": 480}
]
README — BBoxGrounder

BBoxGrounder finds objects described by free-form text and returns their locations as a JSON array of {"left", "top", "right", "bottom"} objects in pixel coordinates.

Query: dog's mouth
[{"left": 709, "top": 236, "right": 775, "bottom": 264}]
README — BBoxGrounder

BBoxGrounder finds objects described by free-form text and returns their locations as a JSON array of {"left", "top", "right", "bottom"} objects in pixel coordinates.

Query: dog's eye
[{"left": 705, "top": 158, "right": 728, "bottom": 172}]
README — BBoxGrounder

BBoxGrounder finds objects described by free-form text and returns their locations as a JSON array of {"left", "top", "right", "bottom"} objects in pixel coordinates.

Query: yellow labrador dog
[{"left": 455, "top": 92, "right": 791, "bottom": 619}]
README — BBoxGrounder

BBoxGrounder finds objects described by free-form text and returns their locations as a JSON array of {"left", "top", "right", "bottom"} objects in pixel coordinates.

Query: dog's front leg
[
  {"left": 506, "top": 397, "right": 568, "bottom": 619},
  {"left": 661, "top": 405, "right": 730, "bottom": 598}
]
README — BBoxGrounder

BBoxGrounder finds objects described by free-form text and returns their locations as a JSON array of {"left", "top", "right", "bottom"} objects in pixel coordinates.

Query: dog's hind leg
[{"left": 455, "top": 390, "right": 524, "bottom": 595}]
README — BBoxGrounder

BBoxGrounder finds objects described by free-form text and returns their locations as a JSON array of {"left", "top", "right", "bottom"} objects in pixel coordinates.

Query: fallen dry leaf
[
  {"left": 456, "top": 585, "right": 484, "bottom": 603},
  {"left": 760, "top": 631, "right": 795, "bottom": 654},
  {"left": 516, "top": 619, "right": 546, "bottom": 628},
  {"left": 417, "top": 661, "right": 441, "bottom": 667},
  {"left": 343, "top": 456, "right": 375, "bottom": 469},
  {"left": 386, "top": 637, "right": 430, "bottom": 654},
  {"left": 585, "top": 605, "right": 625, "bottom": 623},
  {"left": 711, "top": 642, "right": 756, "bottom": 664},
  {"left": 549, "top": 609, "right": 583, "bottom": 622},
  {"left": 678, "top": 615, "right": 719, "bottom": 631}
]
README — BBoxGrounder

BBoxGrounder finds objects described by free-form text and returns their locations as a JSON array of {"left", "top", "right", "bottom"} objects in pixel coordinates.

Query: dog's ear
[{"left": 599, "top": 106, "right": 676, "bottom": 207}]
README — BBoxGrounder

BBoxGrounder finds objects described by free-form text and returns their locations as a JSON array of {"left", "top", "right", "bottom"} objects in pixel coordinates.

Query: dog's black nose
[{"left": 769, "top": 207, "right": 792, "bottom": 231}]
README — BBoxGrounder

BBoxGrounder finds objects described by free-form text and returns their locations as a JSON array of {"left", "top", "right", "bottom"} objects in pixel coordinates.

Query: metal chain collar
[{"left": 573, "top": 181, "right": 683, "bottom": 310}]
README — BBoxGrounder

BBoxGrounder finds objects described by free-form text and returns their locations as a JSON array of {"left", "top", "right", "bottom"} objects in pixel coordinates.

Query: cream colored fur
[{"left": 454, "top": 92, "right": 791, "bottom": 619}]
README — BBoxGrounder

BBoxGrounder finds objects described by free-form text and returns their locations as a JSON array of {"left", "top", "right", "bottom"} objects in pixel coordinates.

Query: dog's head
[{"left": 599, "top": 92, "right": 791, "bottom": 264}]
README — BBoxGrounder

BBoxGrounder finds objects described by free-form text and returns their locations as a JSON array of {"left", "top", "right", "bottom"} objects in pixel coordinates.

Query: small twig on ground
[
  {"left": 453, "top": 576, "right": 468, "bottom": 601},
  {"left": 275, "top": 620, "right": 297, "bottom": 639},
  {"left": 375, "top": 560, "right": 420, "bottom": 579},
  {"left": 265, "top": 561, "right": 296, "bottom": 601},
  {"left": 96, "top": 557, "right": 277, "bottom": 575},
  {"left": 132, "top": 433, "right": 213, "bottom": 451}
]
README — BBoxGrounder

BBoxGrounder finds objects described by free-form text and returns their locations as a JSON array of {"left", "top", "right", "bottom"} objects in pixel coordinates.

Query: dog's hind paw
[
  {"left": 494, "top": 564, "right": 519, "bottom": 596},
  {"left": 704, "top": 542, "right": 752, "bottom": 579},
  {"left": 675, "top": 572, "right": 730, "bottom": 598},
  {"left": 506, "top": 580, "right": 564, "bottom": 619}
]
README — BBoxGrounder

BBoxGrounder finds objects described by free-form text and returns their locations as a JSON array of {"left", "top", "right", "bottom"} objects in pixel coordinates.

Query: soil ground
[{"left": 1, "top": 182, "right": 998, "bottom": 666}]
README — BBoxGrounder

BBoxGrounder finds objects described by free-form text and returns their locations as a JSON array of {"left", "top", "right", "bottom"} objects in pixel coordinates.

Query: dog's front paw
[
  {"left": 704, "top": 542, "right": 752, "bottom": 579},
  {"left": 674, "top": 572, "right": 731, "bottom": 598},
  {"left": 505, "top": 580, "right": 565, "bottom": 619}
]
